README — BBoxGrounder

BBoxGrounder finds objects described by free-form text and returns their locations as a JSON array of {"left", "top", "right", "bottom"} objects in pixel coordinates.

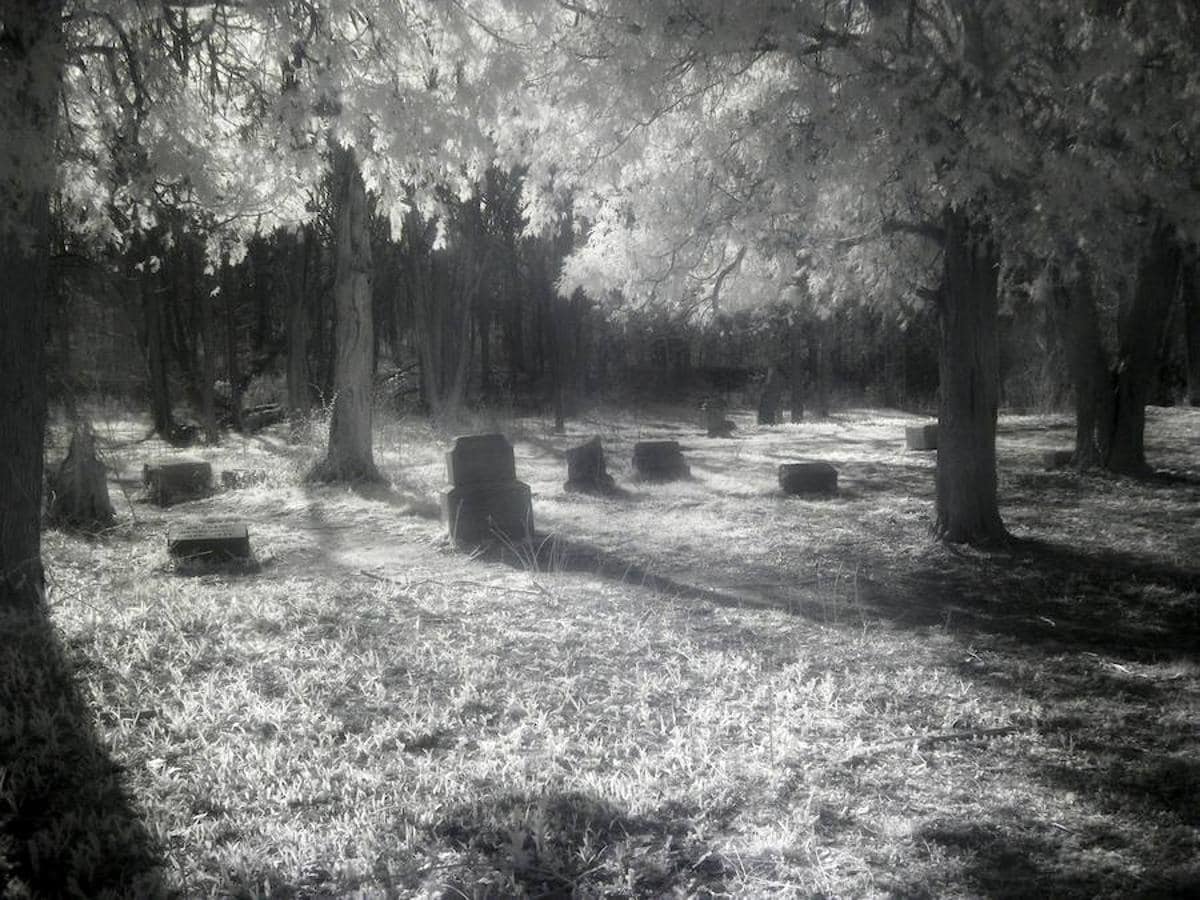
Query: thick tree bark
[
  {"left": 48, "top": 422, "right": 115, "bottom": 530},
  {"left": 286, "top": 226, "right": 313, "bottom": 419},
  {"left": 141, "top": 265, "right": 175, "bottom": 437},
  {"left": 813, "top": 317, "right": 832, "bottom": 418},
  {"left": 0, "top": 0, "right": 62, "bottom": 607},
  {"left": 191, "top": 241, "right": 218, "bottom": 443},
  {"left": 1185, "top": 260, "right": 1200, "bottom": 407},
  {"left": 1104, "top": 226, "right": 1182, "bottom": 475},
  {"left": 309, "top": 146, "right": 382, "bottom": 482},
  {"left": 1050, "top": 261, "right": 1110, "bottom": 469},
  {"left": 934, "top": 207, "right": 1007, "bottom": 545},
  {"left": 788, "top": 317, "right": 804, "bottom": 422}
]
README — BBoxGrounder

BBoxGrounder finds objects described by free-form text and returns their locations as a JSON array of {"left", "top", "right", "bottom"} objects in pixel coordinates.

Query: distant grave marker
[
  {"left": 167, "top": 522, "right": 251, "bottom": 561},
  {"left": 221, "top": 468, "right": 268, "bottom": 490},
  {"left": 441, "top": 434, "right": 533, "bottom": 545},
  {"left": 632, "top": 440, "right": 690, "bottom": 481},
  {"left": 564, "top": 436, "right": 618, "bottom": 494},
  {"left": 701, "top": 399, "right": 736, "bottom": 438},
  {"left": 905, "top": 424, "right": 938, "bottom": 451},
  {"left": 143, "top": 459, "right": 213, "bottom": 506},
  {"left": 779, "top": 462, "right": 838, "bottom": 495},
  {"left": 1042, "top": 449, "right": 1074, "bottom": 470}
]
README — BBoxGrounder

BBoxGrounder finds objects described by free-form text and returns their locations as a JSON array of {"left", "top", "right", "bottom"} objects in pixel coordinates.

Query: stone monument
[
  {"left": 564, "top": 437, "right": 618, "bottom": 494},
  {"left": 632, "top": 440, "right": 690, "bottom": 481},
  {"left": 779, "top": 462, "right": 838, "bottom": 495},
  {"left": 144, "top": 459, "right": 213, "bottom": 506},
  {"left": 167, "top": 522, "right": 251, "bottom": 562},
  {"left": 441, "top": 434, "right": 533, "bottom": 545}
]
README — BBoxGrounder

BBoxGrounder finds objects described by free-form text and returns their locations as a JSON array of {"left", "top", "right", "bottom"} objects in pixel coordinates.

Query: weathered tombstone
[
  {"left": 143, "top": 459, "right": 213, "bottom": 506},
  {"left": 779, "top": 462, "right": 838, "bottom": 495},
  {"left": 48, "top": 423, "right": 116, "bottom": 529},
  {"left": 441, "top": 434, "right": 533, "bottom": 545},
  {"left": 905, "top": 423, "right": 938, "bottom": 451},
  {"left": 221, "top": 468, "right": 268, "bottom": 490},
  {"left": 167, "top": 522, "right": 251, "bottom": 562},
  {"left": 701, "top": 399, "right": 736, "bottom": 438},
  {"left": 757, "top": 367, "right": 785, "bottom": 425},
  {"left": 632, "top": 440, "right": 690, "bottom": 481},
  {"left": 241, "top": 404, "right": 286, "bottom": 433},
  {"left": 564, "top": 436, "right": 618, "bottom": 494},
  {"left": 1042, "top": 449, "right": 1075, "bottom": 470}
]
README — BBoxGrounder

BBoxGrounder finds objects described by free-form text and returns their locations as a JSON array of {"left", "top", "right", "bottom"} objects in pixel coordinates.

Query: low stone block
[
  {"left": 905, "top": 424, "right": 938, "bottom": 451},
  {"left": 564, "top": 436, "right": 617, "bottom": 494},
  {"left": 445, "top": 434, "right": 516, "bottom": 487},
  {"left": 442, "top": 481, "right": 533, "bottom": 545},
  {"left": 167, "top": 522, "right": 251, "bottom": 561},
  {"left": 144, "top": 460, "right": 213, "bottom": 506},
  {"left": 1042, "top": 449, "right": 1075, "bottom": 470},
  {"left": 221, "top": 468, "right": 268, "bottom": 490},
  {"left": 701, "top": 399, "right": 736, "bottom": 437},
  {"left": 632, "top": 440, "right": 690, "bottom": 481},
  {"left": 779, "top": 462, "right": 838, "bottom": 495}
]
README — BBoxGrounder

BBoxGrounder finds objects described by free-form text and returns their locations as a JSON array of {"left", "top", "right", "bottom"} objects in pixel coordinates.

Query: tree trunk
[
  {"left": 0, "top": 0, "right": 62, "bottom": 607},
  {"left": 788, "top": 317, "right": 804, "bottom": 422},
  {"left": 193, "top": 241, "right": 218, "bottom": 443},
  {"left": 142, "top": 265, "right": 175, "bottom": 437},
  {"left": 286, "top": 226, "right": 313, "bottom": 420},
  {"left": 1185, "top": 259, "right": 1200, "bottom": 407},
  {"left": 1051, "top": 260, "right": 1110, "bottom": 469},
  {"left": 309, "top": 145, "right": 381, "bottom": 482},
  {"left": 934, "top": 207, "right": 1007, "bottom": 545},
  {"left": 1104, "top": 225, "right": 1181, "bottom": 475},
  {"left": 48, "top": 422, "right": 115, "bottom": 530}
]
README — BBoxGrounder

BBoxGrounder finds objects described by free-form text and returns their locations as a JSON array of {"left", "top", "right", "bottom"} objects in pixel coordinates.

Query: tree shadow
[
  {"left": 425, "top": 790, "right": 734, "bottom": 898},
  {"left": 0, "top": 606, "right": 164, "bottom": 896},
  {"left": 350, "top": 479, "right": 442, "bottom": 520}
]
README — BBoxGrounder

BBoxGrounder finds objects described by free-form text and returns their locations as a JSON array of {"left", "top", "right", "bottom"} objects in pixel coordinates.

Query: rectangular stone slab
[
  {"left": 144, "top": 460, "right": 213, "bottom": 506},
  {"left": 445, "top": 434, "right": 517, "bottom": 487},
  {"left": 779, "top": 462, "right": 838, "bottom": 495},
  {"left": 632, "top": 441, "right": 689, "bottom": 480},
  {"left": 1042, "top": 449, "right": 1075, "bottom": 470},
  {"left": 168, "top": 522, "right": 251, "bottom": 561},
  {"left": 442, "top": 481, "right": 533, "bottom": 545},
  {"left": 905, "top": 424, "right": 938, "bottom": 451}
]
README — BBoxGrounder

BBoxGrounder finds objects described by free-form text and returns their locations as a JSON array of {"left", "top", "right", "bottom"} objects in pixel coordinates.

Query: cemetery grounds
[{"left": 4, "top": 404, "right": 1199, "bottom": 898}]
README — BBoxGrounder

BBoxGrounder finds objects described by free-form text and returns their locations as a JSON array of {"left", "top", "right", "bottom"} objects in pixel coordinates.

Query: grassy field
[{"left": 3, "top": 404, "right": 1198, "bottom": 898}]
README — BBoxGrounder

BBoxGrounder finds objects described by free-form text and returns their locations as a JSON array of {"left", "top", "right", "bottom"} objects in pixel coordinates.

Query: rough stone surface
[
  {"left": 905, "top": 424, "right": 939, "bottom": 451},
  {"left": 779, "top": 462, "right": 838, "bottom": 495},
  {"left": 221, "top": 469, "right": 268, "bottom": 490},
  {"left": 167, "top": 522, "right": 251, "bottom": 561},
  {"left": 1042, "top": 449, "right": 1075, "bottom": 470},
  {"left": 442, "top": 434, "right": 533, "bottom": 545},
  {"left": 701, "top": 399, "right": 736, "bottom": 438},
  {"left": 564, "top": 436, "right": 617, "bottom": 494},
  {"left": 144, "top": 459, "right": 213, "bottom": 506},
  {"left": 445, "top": 433, "right": 516, "bottom": 486},
  {"left": 632, "top": 440, "right": 690, "bottom": 481},
  {"left": 442, "top": 481, "right": 533, "bottom": 544}
]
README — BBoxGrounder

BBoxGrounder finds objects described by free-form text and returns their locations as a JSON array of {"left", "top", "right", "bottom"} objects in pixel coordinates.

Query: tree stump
[
  {"left": 441, "top": 434, "right": 533, "bottom": 545},
  {"left": 779, "top": 462, "right": 838, "bottom": 495},
  {"left": 905, "top": 423, "right": 938, "bottom": 451},
  {"left": 48, "top": 423, "right": 115, "bottom": 529},
  {"left": 632, "top": 440, "right": 690, "bottom": 481},
  {"left": 564, "top": 436, "right": 618, "bottom": 494}
]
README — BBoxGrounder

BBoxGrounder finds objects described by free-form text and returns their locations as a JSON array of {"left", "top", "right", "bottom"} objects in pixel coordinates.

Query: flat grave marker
[{"left": 167, "top": 522, "right": 251, "bottom": 561}]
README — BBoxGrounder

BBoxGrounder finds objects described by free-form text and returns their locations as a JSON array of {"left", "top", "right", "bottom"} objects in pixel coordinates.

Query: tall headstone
[
  {"left": 441, "top": 434, "right": 533, "bottom": 545},
  {"left": 143, "top": 459, "right": 213, "bottom": 506},
  {"left": 905, "top": 423, "right": 938, "bottom": 451},
  {"left": 701, "top": 398, "right": 736, "bottom": 438},
  {"left": 564, "top": 436, "right": 618, "bottom": 494},
  {"left": 632, "top": 440, "right": 690, "bottom": 481}
]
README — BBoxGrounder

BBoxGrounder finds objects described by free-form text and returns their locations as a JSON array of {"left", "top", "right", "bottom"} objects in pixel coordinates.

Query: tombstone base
[
  {"left": 779, "top": 462, "right": 838, "bottom": 495},
  {"left": 442, "top": 481, "right": 534, "bottom": 545},
  {"left": 905, "top": 424, "right": 938, "bottom": 451},
  {"left": 144, "top": 460, "right": 213, "bottom": 506},
  {"left": 168, "top": 522, "right": 251, "bottom": 561}
]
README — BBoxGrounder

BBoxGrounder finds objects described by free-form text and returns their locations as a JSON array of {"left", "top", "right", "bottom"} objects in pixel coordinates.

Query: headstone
[
  {"left": 564, "top": 436, "right": 618, "bottom": 494},
  {"left": 905, "top": 424, "right": 938, "bottom": 451},
  {"left": 144, "top": 459, "right": 213, "bottom": 506},
  {"left": 701, "top": 399, "right": 736, "bottom": 438},
  {"left": 167, "top": 522, "right": 251, "bottom": 561},
  {"left": 441, "top": 434, "right": 533, "bottom": 545},
  {"left": 779, "top": 462, "right": 838, "bottom": 495},
  {"left": 757, "top": 367, "right": 785, "bottom": 425},
  {"left": 632, "top": 440, "right": 690, "bottom": 481},
  {"left": 1042, "top": 449, "right": 1075, "bottom": 470},
  {"left": 221, "top": 468, "right": 268, "bottom": 490}
]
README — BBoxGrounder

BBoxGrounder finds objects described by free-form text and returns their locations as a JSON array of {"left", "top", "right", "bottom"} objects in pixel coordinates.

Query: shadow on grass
[
  {"left": 0, "top": 607, "right": 164, "bottom": 897},
  {"left": 350, "top": 479, "right": 442, "bottom": 520},
  {"left": 426, "top": 790, "right": 733, "bottom": 897}
]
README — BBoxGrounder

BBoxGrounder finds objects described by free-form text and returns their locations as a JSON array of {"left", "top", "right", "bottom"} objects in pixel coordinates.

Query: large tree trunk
[
  {"left": 48, "top": 422, "right": 115, "bottom": 530},
  {"left": 191, "top": 241, "right": 218, "bottom": 444},
  {"left": 0, "top": 0, "right": 62, "bottom": 607},
  {"left": 286, "top": 226, "right": 313, "bottom": 419},
  {"left": 1104, "top": 225, "right": 1182, "bottom": 475},
  {"left": 788, "top": 316, "right": 804, "bottom": 422},
  {"left": 1050, "top": 260, "right": 1111, "bottom": 469},
  {"left": 1184, "top": 259, "right": 1200, "bottom": 407},
  {"left": 141, "top": 264, "right": 175, "bottom": 437},
  {"left": 813, "top": 317, "right": 832, "bottom": 418},
  {"left": 309, "top": 146, "right": 381, "bottom": 482},
  {"left": 934, "top": 207, "right": 1007, "bottom": 545}
]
